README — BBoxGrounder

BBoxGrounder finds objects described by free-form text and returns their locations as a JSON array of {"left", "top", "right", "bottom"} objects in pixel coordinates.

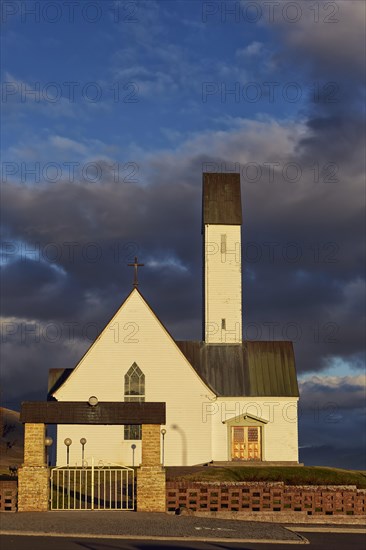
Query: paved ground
[
  {"left": 286, "top": 524, "right": 366, "bottom": 532},
  {"left": 0, "top": 511, "right": 303, "bottom": 542},
  {"left": 1, "top": 532, "right": 366, "bottom": 549}
]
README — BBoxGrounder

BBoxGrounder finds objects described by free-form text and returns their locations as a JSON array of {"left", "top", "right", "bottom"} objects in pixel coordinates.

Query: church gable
[{"left": 52, "top": 289, "right": 214, "bottom": 402}]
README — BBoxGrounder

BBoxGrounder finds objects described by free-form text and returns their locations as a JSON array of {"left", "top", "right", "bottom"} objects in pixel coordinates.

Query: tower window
[
  {"left": 221, "top": 234, "right": 227, "bottom": 254},
  {"left": 221, "top": 318, "right": 226, "bottom": 330},
  {"left": 124, "top": 362, "right": 145, "bottom": 440}
]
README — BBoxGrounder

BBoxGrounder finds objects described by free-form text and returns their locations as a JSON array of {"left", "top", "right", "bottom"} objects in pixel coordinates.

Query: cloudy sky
[{"left": 1, "top": 0, "right": 365, "bottom": 469}]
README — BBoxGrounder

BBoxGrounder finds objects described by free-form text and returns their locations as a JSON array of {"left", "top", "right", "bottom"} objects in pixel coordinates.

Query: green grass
[{"left": 167, "top": 466, "right": 366, "bottom": 488}]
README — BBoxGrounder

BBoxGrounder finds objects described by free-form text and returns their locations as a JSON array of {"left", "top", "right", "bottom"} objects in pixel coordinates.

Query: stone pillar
[
  {"left": 137, "top": 424, "right": 166, "bottom": 512},
  {"left": 18, "top": 423, "right": 49, "bottom": 512}
]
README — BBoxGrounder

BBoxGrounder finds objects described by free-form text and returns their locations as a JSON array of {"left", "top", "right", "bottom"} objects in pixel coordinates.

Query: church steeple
[{"left": 202, "top": 173, "right": 242, "bottom": 344}]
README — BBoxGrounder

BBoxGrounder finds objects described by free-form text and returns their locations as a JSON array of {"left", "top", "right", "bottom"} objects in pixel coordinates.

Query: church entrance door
[
  {"left": 231, "top": 426, "right": 261, "bottom": 461},
  {"left": 50, "top": 459, "right": 135, "bottom": 510}
]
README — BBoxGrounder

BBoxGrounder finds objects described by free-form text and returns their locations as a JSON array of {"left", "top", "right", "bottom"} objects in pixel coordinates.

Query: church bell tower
[{"left": 202, "top": 172, "right": 242, "bottom": 344}]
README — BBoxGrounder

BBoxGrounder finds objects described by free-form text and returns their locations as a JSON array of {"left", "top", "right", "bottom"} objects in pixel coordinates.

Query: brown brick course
[
  {"left": 166, "top": 482, "right": 366, "bottom": 516},
  {"left": 0, "top": 480, "right": 17, "bottom": 512}
]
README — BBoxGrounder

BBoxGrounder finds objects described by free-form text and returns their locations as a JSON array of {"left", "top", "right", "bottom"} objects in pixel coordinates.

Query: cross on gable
[{"left": 128, "top": 257, "right": 144, "bottom": 287}]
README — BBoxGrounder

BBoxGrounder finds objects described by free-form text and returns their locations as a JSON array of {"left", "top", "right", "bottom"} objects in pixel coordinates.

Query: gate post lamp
[
  {"left": 64, "top": 438, "right": 72, "bottom": 466},
  {"left": 160, "top": 429, "right": 166, "bottom": 466},
  {"left": 80, "top": 438, "right": 87, "bottom": 465},
  {"left": 45, "top": 436, "right": 53, "bottom": 467}
]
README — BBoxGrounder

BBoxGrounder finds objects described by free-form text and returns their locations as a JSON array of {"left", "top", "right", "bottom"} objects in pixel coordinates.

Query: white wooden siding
[
  {"left": 56, "top": 425, "right": 142, "bottom": 467},
  {"left": 211, "top": 397, "right": 299, "bottom": 462},
  {"left": 54, "top": 290, "right": 214, "bottom": 466},
  {"left": 204, "top": 224, "right": 242, "bottom": 343}
]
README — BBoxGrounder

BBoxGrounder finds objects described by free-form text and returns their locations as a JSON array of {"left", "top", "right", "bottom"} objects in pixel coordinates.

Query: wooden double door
[{"left": 231, "top": 426, "right": 261, "bottom": 461}]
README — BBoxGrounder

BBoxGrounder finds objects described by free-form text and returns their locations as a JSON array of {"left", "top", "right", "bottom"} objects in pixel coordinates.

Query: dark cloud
[
  {"left": 1, "top": 326, "right": 86, "bottom": 410},
  {"left": 298, "top": 407, "right": 366, "bottom": 470},
  {"left": 299, "top": 375, "right": 366, "bottom": 410},
  {"left": 299, "top": 444, "right": 366, "bottom": 471},
  {"left": 298, "top": 373, "right": 366, "bottom": 469},
  {"left": 264, "top": 0, "right": 365, "bottom": 83},
  {"left": 1, "top": 98, "right": 365, "bottom": 387}
]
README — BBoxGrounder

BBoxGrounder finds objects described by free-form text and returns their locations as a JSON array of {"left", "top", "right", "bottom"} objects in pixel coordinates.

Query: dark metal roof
[
  {"left": 20, "top": 401, "right": 166, "bottom": 425},
  {"left": 177, "top": 341, "right": 299, "bottom": 397},
  {"left": 202, "top": 172, "right": 242, "bottom": 225}
]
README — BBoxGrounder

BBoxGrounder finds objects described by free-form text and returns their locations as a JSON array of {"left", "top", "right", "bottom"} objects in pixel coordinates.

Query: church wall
[
  {"left": 56, "top": 425, "right": 142, "bottom": 467},
  {"left": 204, "top": 225, "right": 242, "bottom": 343},
  {"left": 211, "top": 397, "right": 299, "bottom": 462},
  {"left": 53, "top": 290, "right": 214, "bottom": 467}
]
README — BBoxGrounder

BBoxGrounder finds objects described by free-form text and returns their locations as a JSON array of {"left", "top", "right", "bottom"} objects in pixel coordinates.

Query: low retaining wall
[
  {"left": 166, "top": 482, "right": 366, "bottom": 516},
  {"left": 0, "top": 480, "right": 18, "bottom": 512},
  {"left": 3, "top": 479, "right": 366, "bottom": 517}
]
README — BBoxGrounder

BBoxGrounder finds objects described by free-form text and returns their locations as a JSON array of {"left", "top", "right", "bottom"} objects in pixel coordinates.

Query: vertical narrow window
[
  {"left": 221, "top": 318, "right": 226, "bottom": 330},
  {"left": 124, "top": 362, "right": 145, "bottom": 440},
  {"left": 221, "top": 234, "right": 227, "bottom": 254}
]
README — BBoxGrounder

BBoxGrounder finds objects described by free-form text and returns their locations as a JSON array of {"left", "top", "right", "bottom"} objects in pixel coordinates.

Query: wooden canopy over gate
[{"left": 20, "top": 401, "right": 166, "bottom": 425}]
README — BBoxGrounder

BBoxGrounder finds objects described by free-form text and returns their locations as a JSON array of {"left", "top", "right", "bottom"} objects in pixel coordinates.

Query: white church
[{"left": 48, "top": 173, "right": 300, "bottom": 467}]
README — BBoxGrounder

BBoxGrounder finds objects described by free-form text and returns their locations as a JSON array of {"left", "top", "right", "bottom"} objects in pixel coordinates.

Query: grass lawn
[
  {"left": 2, "top": 465, "right": 365, "bottom": 488},
  {"left": 166, "top": 466, "right": 366, "bottom": 488}
]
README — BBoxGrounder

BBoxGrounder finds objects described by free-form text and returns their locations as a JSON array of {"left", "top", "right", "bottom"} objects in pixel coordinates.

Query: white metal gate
[{"left": 50, "top": 459, "right": 135, "bottom": 510}]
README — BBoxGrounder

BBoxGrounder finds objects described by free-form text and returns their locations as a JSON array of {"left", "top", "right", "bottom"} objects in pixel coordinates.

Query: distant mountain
[{"left": 0, "top": 407, "right": 24, "bottom": 469}]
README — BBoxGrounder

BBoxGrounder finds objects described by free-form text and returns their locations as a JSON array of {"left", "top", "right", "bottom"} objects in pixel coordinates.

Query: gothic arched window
[
  {"left": 124, "top": 363, "right": 145, "bottom": 440},
  {"left": 124, "top": 363, "right": 145, "bottom": 401}
]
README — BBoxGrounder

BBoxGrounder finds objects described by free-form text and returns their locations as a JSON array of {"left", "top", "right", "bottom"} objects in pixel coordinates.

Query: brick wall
[
  {"left": 166, "top": 482, "right": 366, "bottom": 516},
  {"left": 18, "top": 422, "right": 49, "bottom": 512},
  {"left": 137, "top": 466, "right": 166, "bottom": 512},
  {"left": 23, "top": 423, "right": 46, "bottom": 466},
  {"left": 141, "top": 424, "right": 161, "bottom": 466},
  {"left": 0, "top": 480, "right": 17, "bottom": 512},
  {"left": 136, "top": 424, "right": 166, "bottom": 512},
  {"left": 18, "top": 466, "right": 49, "bottom": 512}
]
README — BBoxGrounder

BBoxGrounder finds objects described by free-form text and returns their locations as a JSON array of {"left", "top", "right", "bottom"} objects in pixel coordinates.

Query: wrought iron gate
[{"left": 50, "top": 459, "right": 135, "bottom": 510}]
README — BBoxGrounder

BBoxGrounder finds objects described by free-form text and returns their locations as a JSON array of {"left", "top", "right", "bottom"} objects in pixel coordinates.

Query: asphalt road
[
  {"left": 0, "top": 511, "right": 300, "bottom": 541},
  {"left": 1, "top": 532, "right": 366, "bottom": 549}
]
